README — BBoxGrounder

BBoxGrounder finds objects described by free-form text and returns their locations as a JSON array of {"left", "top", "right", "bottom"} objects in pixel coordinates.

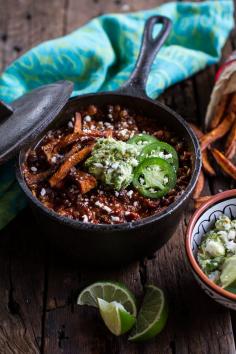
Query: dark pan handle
[{"left": 117, "top": 15, "right": 172, "bottom": 98}]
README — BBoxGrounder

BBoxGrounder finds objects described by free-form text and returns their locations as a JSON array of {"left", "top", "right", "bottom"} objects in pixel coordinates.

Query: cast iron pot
[{"left": 14, "top": 16, "right": 201, "bottom": 266}]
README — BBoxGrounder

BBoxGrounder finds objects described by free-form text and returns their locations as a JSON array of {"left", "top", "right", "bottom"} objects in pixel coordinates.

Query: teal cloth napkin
[{"left": 0, "top": 1, "right": 234, "bottom": 229}]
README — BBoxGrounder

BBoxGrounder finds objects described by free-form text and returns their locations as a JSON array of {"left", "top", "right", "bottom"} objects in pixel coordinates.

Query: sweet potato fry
[
  {"left": 225, "top": 119, "right": 236, "bottom": 158},
  {"left": 188, "top": 123, "right": 216, "bottom": 176},
  {"left": 72, "top": 170, "right": 97, "bottom": 194},
  {"left": 23, "top": 168, "right": 54, "bottom": 187},
  {"left": 41, "top": 139, "right": 60, "bottom": 161},
  {"left": 74, "top": 112, "right": 82, "bottom": 133},
  {"left": 201, "top": 112, "right": 235, "bottom": 151},
  {"left": 87, "top": 105, "right": 97, "bottom": 116},
  {"left": 202, "top": 151, "right": 216, "bottom": 176},
  {"left": 209, "top": 95, "right": 228, "bottom": 130},
  {"left": 228, "top": 93, "right": 236, "bottom": 113},
  {"left": 49, "top": 145, "right": 94, "bottom": 188},
  {"left": 192, "top": 170, "right": 205, "bottom": 199},
  {"left": 54, "top": 130, "right": 112, "bottom": 153},
  {"left": 194, "top": 195, "right": 214, "bottom": 209},
  {"left": 212, "top": 148, "right": 236, "bottom": 180}
]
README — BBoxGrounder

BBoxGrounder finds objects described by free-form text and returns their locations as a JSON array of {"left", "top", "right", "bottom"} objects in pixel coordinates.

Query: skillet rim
[{"left": 16, "top": 91, "right": 202, "bottom": 231}]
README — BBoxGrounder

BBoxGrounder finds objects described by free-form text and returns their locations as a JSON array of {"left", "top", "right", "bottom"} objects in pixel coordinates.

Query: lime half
[
  {"left": 77, "top": 281, "right": 137, "bottom": 316},
  {"left": 128, "top": 285, "right": 168, "bottom": 342},
  {"left": 220, "top": 255, "right": 236, "bottom": 289},
  {"left": 98, "top": 298, "right": 136, "bottom": 336}
]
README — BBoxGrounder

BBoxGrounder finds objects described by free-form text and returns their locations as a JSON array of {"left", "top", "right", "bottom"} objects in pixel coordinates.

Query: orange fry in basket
[
  {"left": 188, "top": 123, "right": 216, "bottom": 176},
  {"left": 74, "top": 112, "right": 82, "bottom": 133},
  {"left": 194, "top": 195, "right": 214, "bottom": 209},
  {"left": 192, "top": 170, "right": 205, "bottom": 199},
  {"left": 225, "top": 119, "right": 236, "bottom": 158},
  {"left": 212, "top": 148, "right": 236, "bottom": 180},
  {"left": 49, "top": 145, "right": 94, "bottom": 188},
  {"left": 201, "top": 112, "right": 235, "bottom": 151},
  {"left": 209, "top": 95, "right": 228, "bottom": 130},
  {"left": 202, "top": 152, "right": 216, "bottom": 176},
  {"left": 228, "top": 93, "right": 236, "bottom": 113}
]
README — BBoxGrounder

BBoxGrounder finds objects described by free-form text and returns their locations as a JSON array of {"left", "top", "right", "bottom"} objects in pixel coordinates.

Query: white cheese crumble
[
  {"left": 51, "top": 156, "right": 57, "bottom": 163},
  {"left": 127, "top": 190, "right": 134, "bottom": 198},
  {"left": 95, "top": 201, "right": 112, "bottom": 213},
  {"left": 84, "top": 115, "right": 92, "bottom": 122},
  {"left": 82, "top": 215, "right": 89, "bottom": 223},
  {"left": 228, "top": 230, "right": 236, "bottom": 240},
  {"left": 111, "top": 216, "right": 120, "bottom": 222},
  {"left": 205, "top": 239, "right": 225, "bottom": 257},
  {"left": 40, "top": 188, "right": 46, "bottom": 197}
]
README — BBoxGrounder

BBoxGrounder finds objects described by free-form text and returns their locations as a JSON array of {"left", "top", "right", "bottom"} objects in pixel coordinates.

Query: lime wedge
[
  {"left": 97, "top": 298, "right": 136, "bottom": 336},
  {"left": 77, "top": 281, "right": 137, "bottom": 316},
  {"left": 220, "top": 255, "right": 236, "bottom": 289},
  {"left": 128, "top": 285, "right": 168, "bottom": 342}
]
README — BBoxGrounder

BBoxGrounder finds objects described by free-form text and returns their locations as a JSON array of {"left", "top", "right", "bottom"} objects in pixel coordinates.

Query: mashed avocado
[
  {"left": 197, "top": 215, "right": 236, "bottom": 288},
  {"left": 85, "top": 138, "right": 139, "bottom": 190}
]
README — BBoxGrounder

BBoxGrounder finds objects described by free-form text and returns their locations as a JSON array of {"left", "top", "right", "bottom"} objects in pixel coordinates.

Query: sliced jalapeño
[
  {"left": 139, "top": 141, "right": 179, "bottom": 171},
  {"left": 127, "top": 134, "right": 157, "bottom": 147},
  {"left": 133, "top": 157, "right": 177, "bottom": 199}
]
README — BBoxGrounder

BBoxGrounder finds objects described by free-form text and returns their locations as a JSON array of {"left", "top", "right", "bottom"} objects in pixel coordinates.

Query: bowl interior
[
  {"left": 17, "top": 92, "right": 201, "bottom": 230},
  {"left": 192, "top": 197, "right": 236, "bottom": 257}
]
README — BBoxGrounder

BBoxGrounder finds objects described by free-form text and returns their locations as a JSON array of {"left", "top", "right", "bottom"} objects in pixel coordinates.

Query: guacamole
[
  {"left": 85, "top": 138, "right": 139, "bottom": 190},
  {"left": 197, "top": 215, "right": 236, "bottom": 290}
]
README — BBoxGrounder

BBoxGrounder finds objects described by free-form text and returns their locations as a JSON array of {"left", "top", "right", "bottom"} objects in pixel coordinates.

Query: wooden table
[{"left": 0, "top": 0, "right": 236, "bottom": 353}]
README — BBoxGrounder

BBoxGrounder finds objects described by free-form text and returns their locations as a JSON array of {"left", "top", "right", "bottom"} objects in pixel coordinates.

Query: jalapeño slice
[
  {"left": 133, "top": 157, "right": 177, "bottom": 199},
  {"left": 139, "top": 141, "right": 179, "bottom": 171},
  {"left": 128, "top": 134, "right": 157, "bottom": 147}
]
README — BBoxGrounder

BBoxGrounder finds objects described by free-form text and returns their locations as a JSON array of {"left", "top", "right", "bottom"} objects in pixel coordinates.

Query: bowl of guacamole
[{"left": 185, "top": 190, "right": 236, "bottom": 310}]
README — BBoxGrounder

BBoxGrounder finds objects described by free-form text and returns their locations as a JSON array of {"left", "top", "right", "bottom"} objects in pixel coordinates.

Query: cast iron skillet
[{"left": 16, "top": 16, "right": 201, "bottom": 266}]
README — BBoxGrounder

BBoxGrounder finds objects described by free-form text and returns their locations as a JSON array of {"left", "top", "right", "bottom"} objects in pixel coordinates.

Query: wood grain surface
[{"left": 0, "top": 0, "right": 235, "bottom": 353}]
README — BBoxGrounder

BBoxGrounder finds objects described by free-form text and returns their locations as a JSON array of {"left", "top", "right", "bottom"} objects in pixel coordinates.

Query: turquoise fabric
[{"left": 0, "top": 1, "right": 234, "bottom": 229}]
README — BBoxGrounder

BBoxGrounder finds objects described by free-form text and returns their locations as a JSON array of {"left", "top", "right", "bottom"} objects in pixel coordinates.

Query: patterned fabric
[{"left": 0, "top": 1, "right": 234, "bottom": 230}]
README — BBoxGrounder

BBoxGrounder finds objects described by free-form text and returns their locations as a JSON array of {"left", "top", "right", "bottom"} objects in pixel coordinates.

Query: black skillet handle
[{"left": 117, "top": 15, "right": 172, "bottom": 98}]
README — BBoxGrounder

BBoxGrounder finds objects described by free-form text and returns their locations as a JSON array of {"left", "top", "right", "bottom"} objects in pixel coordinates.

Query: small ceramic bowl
[{"left": 186, "top": 189, "right": 236, "bottom": 310}]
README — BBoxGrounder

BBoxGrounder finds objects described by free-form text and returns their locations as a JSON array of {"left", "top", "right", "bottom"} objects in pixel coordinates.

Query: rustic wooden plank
[
  {"left": 0, "top": 0, "right": 69, "bottom": 353},
  {"left": 0, "top": 210, "right": 44, "bottom": 354},
  {"left": 0, "top": 0, "right": 235, "bottom": 353},
  {"left": 65, "top": 0, "right": 167, "bottom": 33},
  {"left": 0, "top": 0, "right": 67, "bottom": 69},
  {"left": 43, "top": 258, "right": 143, "bottom": 353}
]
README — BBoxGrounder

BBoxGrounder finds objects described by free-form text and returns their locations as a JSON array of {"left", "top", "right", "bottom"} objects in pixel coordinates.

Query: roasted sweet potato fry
[
  {"left": 41, "top": 139, "right": 60, "bottom": 161},
  {"left": 192, "top": 170, "right": 205, "bottom": 199},
  {"left": 87, "top": 105, "right": 97, "bottom": 116},
  {"left": 201, "top": 112, "right": 235, "bottom": 151},
  {"left": 202, "top": 152, "right": 216, "bottom": 176},
  {"left": 212, "top": 148, "right": 236, "bottom": 180},
  {"left": 194, "top": 195, "right": 214, "bottom": 209},
  {"left": 225, "top": 119, "right": 236, "bottom": 158},
  {"left": 49, "top": 145, "right": 94, "bottom": 188},
  {"left": 209, "top": 95, "right": 228, "bottom": 130},
  {"left": 188, "top": 123, "right": 216, "bottom": 176},
  {"left": 54, "top": 130, "right": 112, "bottom": 153},
  {"left": 72, "top": 170, "right": 97, "bottom": 194},
  {"left": 23, "top": 167, "right": 54, "bottom": 187},
  {"left": 228, "top": 93, "right": 236, "bottom": 113},
  {"left": 74, "top": 112, "right": 82, "bottom": 133}
]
